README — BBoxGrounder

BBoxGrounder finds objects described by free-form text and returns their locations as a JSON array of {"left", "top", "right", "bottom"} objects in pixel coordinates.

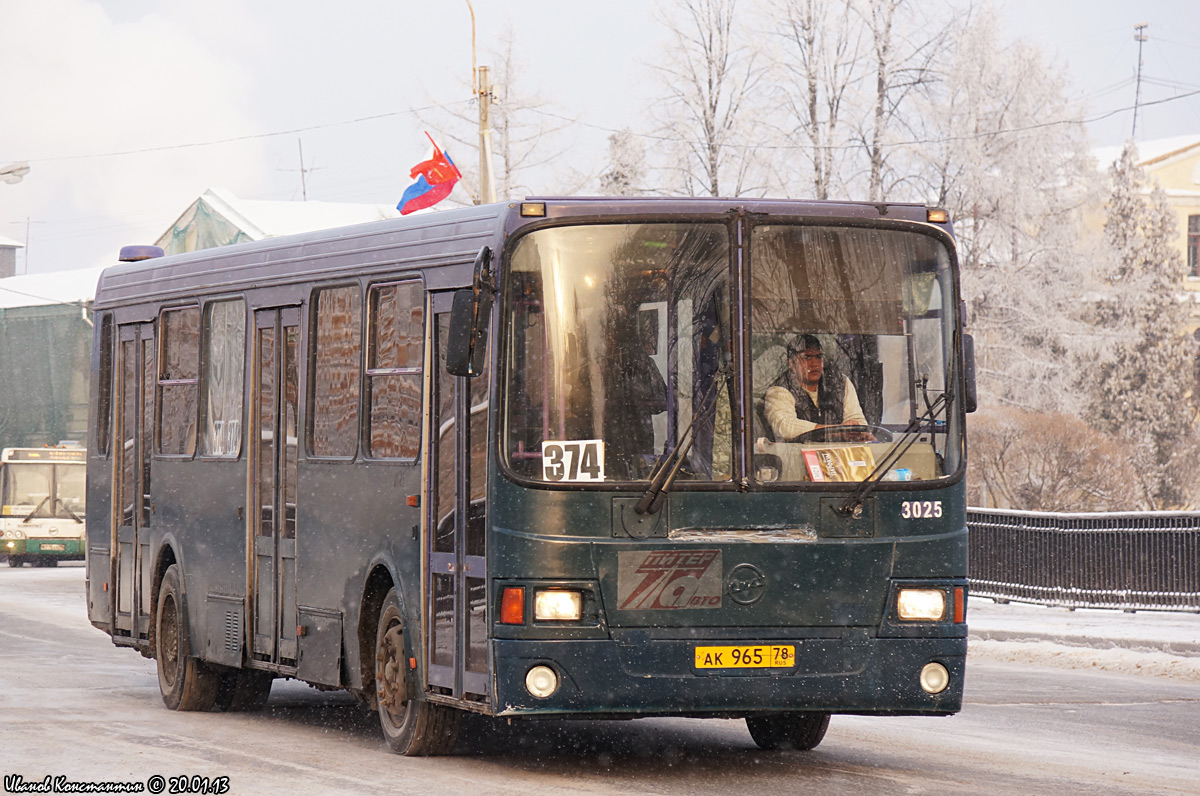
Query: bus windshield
[
  {"left": 2, "top": 463, "right": 87, "bottom": 517},
  {"left": 503, "top": 222, "right": 731, "bottom": 483},
  {"left": 501, "top": 220, "right": 959, "bottom": 486},
  {"left": 749, "top": 224, "right": 959, "bottom": 484}
]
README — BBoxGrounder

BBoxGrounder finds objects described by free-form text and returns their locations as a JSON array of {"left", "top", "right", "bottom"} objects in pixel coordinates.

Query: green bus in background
[{"left": 2, "top": 444, "right": 86, "bottom": 567}]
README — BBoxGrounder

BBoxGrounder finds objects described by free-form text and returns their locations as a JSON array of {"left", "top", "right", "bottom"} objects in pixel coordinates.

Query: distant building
[
  {"left": 0, "top": 235, "right": 22, "bottom": 280},
  {"left": 0, "top": 266, "right": 102, "bottom": 447},
  {"left": 155, "top": 187, "right": 399, "bottom": 254}
]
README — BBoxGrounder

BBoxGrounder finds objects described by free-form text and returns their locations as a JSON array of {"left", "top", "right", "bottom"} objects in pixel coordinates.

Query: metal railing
[{"left": 967, "top": 508, "right": 1200, "bottom": 613}]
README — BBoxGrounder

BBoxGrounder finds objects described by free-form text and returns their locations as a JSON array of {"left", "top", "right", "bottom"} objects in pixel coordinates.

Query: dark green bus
[{"left": 86, "top": 197, "right": 973, "bottom": 755}]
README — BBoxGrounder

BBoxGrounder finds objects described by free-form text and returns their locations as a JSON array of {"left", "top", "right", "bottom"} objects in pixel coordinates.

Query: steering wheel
[{"left": 795, "top": 424, "right": 893, "bottom": 443}]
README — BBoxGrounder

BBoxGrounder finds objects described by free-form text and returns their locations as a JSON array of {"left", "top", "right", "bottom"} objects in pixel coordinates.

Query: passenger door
[
  {"left": 250, "top": 307, "right": 301, "bottom": 665},
  {"left": 425, "top": 297, "right": 489, "bottom": 700},
  {"left": 113, "top": 322, "right": 154, "bottom": 639}
]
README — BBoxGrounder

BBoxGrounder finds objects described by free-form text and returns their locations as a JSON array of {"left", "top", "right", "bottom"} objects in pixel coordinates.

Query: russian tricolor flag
[{"left": 397, "top": 132, "right": 462, "bottom": 215}]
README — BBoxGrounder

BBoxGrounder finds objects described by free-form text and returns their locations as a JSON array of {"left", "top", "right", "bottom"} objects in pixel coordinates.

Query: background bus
[
  {"left": 2, "top": 444, "right": 87, "bottom": 567},
  {"left": 86, "top": 198, "right": 973, "bottom": 755}
]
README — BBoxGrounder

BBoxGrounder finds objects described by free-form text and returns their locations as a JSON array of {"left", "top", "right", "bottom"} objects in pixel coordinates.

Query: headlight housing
[
  {"left": 896, "top": 588, "right": 947, "bottom": 621},
  {"left": 534, "top": 589, "right": 583, "bottom": 621}
]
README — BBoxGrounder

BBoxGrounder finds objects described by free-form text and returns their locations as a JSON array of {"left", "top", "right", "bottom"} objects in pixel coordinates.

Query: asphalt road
[{"left": 2, "top": 564, "right": 1198, "bottom": 796}]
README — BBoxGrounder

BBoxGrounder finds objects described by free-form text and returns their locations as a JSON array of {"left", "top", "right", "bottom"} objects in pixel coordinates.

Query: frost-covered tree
[
  {"left": 599, "top": 128, "right": 648, "bottom": 195},
  {"left": 763, "top": 0, "right": 862, "bottom": 199},
  {"left": 854, "top": 0, "right": 951, "bottom": 202},
  {"left": 917, "top": 4, "right": 1095, "bottom": 417},
  {"left": 652, "top": 0, "right": 772, "bottom": 197},
  {"left": 1079, "top": 142, "right": 1200, "bottom": 509}
]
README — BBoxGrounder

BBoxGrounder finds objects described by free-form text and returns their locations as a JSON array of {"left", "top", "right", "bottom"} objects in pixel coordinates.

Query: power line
[
  {"left": 7, "top": 101, "right": 473, "bottom": 165},
  {"left": 528, "top": 87, "right": 1200, "bottom": 154}
]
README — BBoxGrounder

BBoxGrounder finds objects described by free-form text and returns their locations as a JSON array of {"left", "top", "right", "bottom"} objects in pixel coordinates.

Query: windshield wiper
[
  {"left": 22, "top": 495, "right": 52, "bottom": 523},
  {"left": 838, "top": 375, "right": 950, "bottom": 517},
  {"left": 636, "top": 364, "right": 730, "bottom": 516},
  {"left": 55, "top": 498, "right": 83, "bottom": 523}
]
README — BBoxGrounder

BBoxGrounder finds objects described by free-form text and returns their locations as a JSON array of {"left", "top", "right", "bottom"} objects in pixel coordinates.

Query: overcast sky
[{"left": 1, "top": 0, "right": 1198, "bottom": 276}]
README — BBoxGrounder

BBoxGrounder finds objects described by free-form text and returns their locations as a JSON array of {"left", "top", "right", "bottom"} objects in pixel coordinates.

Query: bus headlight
[
  {"left": 525, "top": 665, "right": 559, "bottom": 698},
  {"left": 896, "top": 588, "right": 946, "bottom": 621},
  {"left": 534, "top": 590, "right": 582, "bottom": 621}
]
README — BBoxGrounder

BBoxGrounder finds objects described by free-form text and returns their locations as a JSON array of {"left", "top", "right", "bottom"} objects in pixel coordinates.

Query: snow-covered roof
[
  {"left": 0, "top": 265, "right": 104, "bottom": 309},
  {"left": 0, "top": 234, "right": 23, "bottom": 249},
  {"left": 1093, "top": 135, "right": 1200, "bottom": 171},
  {"left": 169, "top": 187, "right": 399, "bottom": 242}
]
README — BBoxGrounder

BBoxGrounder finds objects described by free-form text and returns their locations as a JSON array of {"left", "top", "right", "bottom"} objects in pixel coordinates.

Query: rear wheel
[
  {"left": 374, "top": 587, "right": 460, "bottom": 755},
  {"left": 214, "top": 667, "right": 274, "bottom": 712},
  {"left": 746, "top": 712, "right": 831, "bottom": 751},
  {"left": 156, "top": 565, "right": 220, "bottom": 711}
]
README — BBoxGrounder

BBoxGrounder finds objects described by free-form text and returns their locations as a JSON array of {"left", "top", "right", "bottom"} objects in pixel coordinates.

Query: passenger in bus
[{"left": 763, "top": 335, "right": 873, "bottom": 442}]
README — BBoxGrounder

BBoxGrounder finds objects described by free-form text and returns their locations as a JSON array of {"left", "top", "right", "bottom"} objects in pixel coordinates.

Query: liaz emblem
[{"left": 617, "top": 550, "right": 723, "bottom": 610}]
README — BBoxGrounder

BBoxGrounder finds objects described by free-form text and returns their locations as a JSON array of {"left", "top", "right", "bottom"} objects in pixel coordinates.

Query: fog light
[
  {"left": 525, "top": 665, "right": 559, "bottom": 698},
  {"left": 897, "top": 588, "right": 946, "bottom": 621},
  {"left": 920, "top": 662, "right": 950, "bottom": 694},
  {"left": 534, "top": 590, "right": 582, "bottom": 621}
]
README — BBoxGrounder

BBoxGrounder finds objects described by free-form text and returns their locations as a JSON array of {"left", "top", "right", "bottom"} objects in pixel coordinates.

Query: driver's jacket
[{"left": 763, "top": 370, "right": 866, "bottom": 441}]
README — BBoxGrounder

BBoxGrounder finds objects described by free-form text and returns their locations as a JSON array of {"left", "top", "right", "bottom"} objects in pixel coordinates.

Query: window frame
[
  {"left": 156, "top": 303, "right": 201, "bottom": 459},
  {"left": 307, "top": 282, "right": 364, "bottom": 461},
  {"left": 363, "top": 278, "right": 426, "bottom": 462},
  {"left": 198, "top": 296, "right": 248, "bottom": 460},
  {"left": 95, "top": 313, "right": 114, "bottom": 458},
  {"left": 1187, "top": 214, "right": 1199, "bottom": 279}
]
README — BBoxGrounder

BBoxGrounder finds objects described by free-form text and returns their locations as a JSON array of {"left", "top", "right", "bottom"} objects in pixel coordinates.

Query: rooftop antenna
[
  {"left": 279, "top": 138, "right": 323, "bottom": 201},
  {"left": 1132, "top": 23, "right": 1148, "bottom": 139}
]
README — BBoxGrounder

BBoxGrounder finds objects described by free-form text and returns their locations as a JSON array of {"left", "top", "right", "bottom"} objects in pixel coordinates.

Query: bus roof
[{"left": 94, "top": 197, "right": 949, "bottom": 310}]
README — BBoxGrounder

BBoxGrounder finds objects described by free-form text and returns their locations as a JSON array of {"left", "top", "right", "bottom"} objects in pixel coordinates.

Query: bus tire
[
  {"left": 374, "top": 587, "right": 461, "bottom": 755},
  {"left": 214, "top": 667, "right": 274, "bottom": 712},
  {"left": 746, "top": 712, "right": 830, "bottom": 751},
  {"left": 155, "top": 564, "right": 220, "bottom": 711},
  {"left": 6, "top": 555, "right": 22, "bottom": 567}
]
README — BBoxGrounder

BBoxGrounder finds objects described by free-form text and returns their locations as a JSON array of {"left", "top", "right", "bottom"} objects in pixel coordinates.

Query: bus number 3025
[{"left": 901, "top": 501, "right": 943, "bottom": 519}]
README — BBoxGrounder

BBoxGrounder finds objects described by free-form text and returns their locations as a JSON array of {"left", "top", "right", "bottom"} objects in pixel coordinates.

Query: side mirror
[
  {"left": 446, "top": 246, "right": 494, "bottom": 377},
  {"left": 962, "top": 333, "right": 977, "bottom": 414}
]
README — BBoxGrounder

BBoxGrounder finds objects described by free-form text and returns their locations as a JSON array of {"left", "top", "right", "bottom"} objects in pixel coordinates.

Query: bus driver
[{"left": 763, "top": 335, "right": 873, "bottom": 442}]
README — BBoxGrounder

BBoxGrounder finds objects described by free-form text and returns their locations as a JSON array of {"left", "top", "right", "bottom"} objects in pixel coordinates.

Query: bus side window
[
  {"left": 310, "top": 285, "right": 362, "bottom": 458},
  {"left": 201, "top": 299, "right": 247, "bottom": 457},
  {"left": 159, "top": 306, "right": 200, "bottom": 457},
  {"left": 366, "top": 282, "right": 424, "bottom": 459},
  {"left": 96, "top": 314, "right": 114, "bottom": 457}
]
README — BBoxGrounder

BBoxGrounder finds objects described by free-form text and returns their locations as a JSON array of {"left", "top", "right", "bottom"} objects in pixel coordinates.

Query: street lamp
[{"left": 1, "top": 162, "right": 30, "bottom": 184}]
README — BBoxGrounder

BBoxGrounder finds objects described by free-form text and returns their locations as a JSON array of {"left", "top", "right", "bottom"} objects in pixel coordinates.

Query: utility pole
[
  {"left": 467, "top": 0, "right": 496, "bottom": 204},
  {"left": 1132, "top": 23, "right": 1148, "bottom": 139},
  {"left": 477, "top": 66, "right": 497, "bottom": 204}
]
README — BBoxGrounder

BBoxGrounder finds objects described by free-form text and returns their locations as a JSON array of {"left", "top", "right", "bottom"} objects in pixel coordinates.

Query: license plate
[
  {"left": 39, "top": 544, "right": 65, "bottom": 552},
  {"left": 694, "top": 644, "right": 795, "bottom": 669}
]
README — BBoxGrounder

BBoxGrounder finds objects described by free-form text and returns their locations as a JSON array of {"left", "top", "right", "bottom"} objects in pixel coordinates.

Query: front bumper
[{"left": 492, "top": 633, "right": 966, "bottom": 717}]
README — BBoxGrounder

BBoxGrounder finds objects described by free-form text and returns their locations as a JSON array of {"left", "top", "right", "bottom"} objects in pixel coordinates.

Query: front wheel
[
  {"left": 6, "top": 555, "right": 23, "bottom": 568},
  {"left": 156, "top": 564, "right": 220, "bottom": 711},
  {"left": 374, "top": 587, "right": 460, "bottom": 755},
  {"left": 746, "top": 712, "right": 830, "bottom": 751}
]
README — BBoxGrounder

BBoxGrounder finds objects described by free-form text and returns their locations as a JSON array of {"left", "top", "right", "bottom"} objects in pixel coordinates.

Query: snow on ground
[{"left": 967, "top": 598, "right": 1200, "bottom": 682}]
